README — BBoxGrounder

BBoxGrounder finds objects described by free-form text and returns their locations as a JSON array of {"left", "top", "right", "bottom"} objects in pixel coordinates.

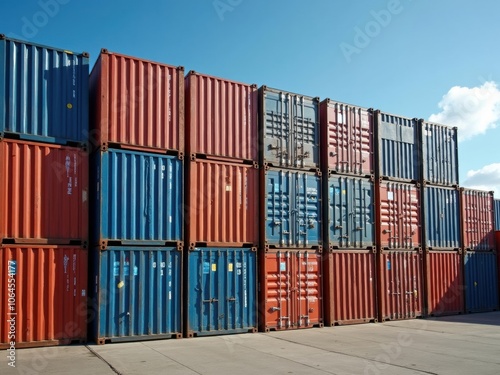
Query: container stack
[
  {"left": 184, "top": 71, "right": 259, "bottom": 337},
  {"left": 89, "top": 50, "right": 184, "bottom": 344},
  {"left": 258, "top": 86, "right": 323, "bottom": 331},
  {"left": 419, "top": 120, "right": 463, "bottom": 317},
  {"left": 0, "top": 36, "right": 89, "bottom": 348},
  {"left": 374, "top": 111, "right": 423, "bottom": 322},
  {"left": 320, "top": 100, "right": 377, "bottom": 326}
]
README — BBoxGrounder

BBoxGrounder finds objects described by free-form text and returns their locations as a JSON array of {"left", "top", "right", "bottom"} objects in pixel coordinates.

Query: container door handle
[{"left": 227, "top": 297, "right": 236, "bottom": 302}]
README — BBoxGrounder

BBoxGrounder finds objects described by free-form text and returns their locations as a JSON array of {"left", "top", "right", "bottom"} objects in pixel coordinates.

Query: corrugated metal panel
[
  {"left": 0, "top": 246, "right": 87, "bottom": 348},
  {"left": 320, "top": 100, "right": 374, "bottom": 176},
  {"left": 186, "top": 159, "right": 259, "bottom": 247},
  {"left": 423, "top": 186, "right": 461, "bottom": 250},
  {"left": 425, "top": 251, "right": 463, "bottom": 316},
  {"left": 89, "top": 50, "right": 184, "bottom": 153},
  {"left": 185, "top": 71, "right": 258, "bottom": 161},
  {"left": 323, "top": 250, "right": 376, "bottom": 326},
  {"left": 260, "top": 86, "right": 320, "bottom": 170},
  {"left": 376, "top": 181, "right": 421, "bottom": 250},
  {"left": 263, "top": 168, "right": 322, "bottom": 249},
  {"left": 326, "top": 176, "right": 374, "bottom": 249},
  {"left": 0, "top": 139, "right": 88, "bottom": 243},
  {"left": 460, "top": 188, "right": 494, "bottom": 251},
  {"left": 92, "top": 149, "right": 183, "bottom": 247},
  {"left": 0, "top": 36, "right": 89, "bottom": 145},
  {"left": 186, "top": 247, "right": 257, "bottom": 337},
  {"left": 259, "top": 250, "right": 323, "bottom": 331},
  {"left": 377, "top": 250, "right": 423, "bottom": 321},
  {"left": 375, "top": 111, "right": 419, "bottom": 181},
  {"left": 494, "top": 200, "right": 500, "bottom": 231},
  {"left": 91, "top": 247, "right": 182, "bottom": 343},
  {"left": 420, "top": 121, "right": 459, "bottom": 186},
  {"left": 464, "top": 251, "right": 499, "bottom": 313}
]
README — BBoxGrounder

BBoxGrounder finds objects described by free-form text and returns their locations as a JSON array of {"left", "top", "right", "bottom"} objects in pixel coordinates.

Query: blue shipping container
[
  {"left": 264, "top": 169, "right": 322, "bottom": 248},
  {"left": 423, "top": 186, "right": 461, "bottom": 249},
  {"left": 91, "top": 247, "right": 182, "bottom": 344},
  {"left": 0, "top": 36, "right": 89, "bottom": 145},
  {"left": 464, "top": 251, "right": 499, "bottom": 313},
  {"left": 326, "top": 176, "right": 374, "bottom": 249},
  {"left": 92, "top": 149, "right": 183, "bottom": 247},
  {"left": 376, "top": 111, "right": 419, "bottom": 181},
  {"left": 186, "top": 247, "right": 257, "bottom": 337},
  {"left": 495, "top": 199, "right": 500, "bottom": 231}
]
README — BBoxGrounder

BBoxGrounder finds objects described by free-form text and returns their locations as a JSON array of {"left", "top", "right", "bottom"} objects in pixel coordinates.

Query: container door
[
  {"left": 294, "top": 173, "right": 321, "bottom": 247},
  {"left": 295, "top": 251, "right": 321, "bottom": 328},
  {"left": 292, "top": 95, "right": 319, "bottom": 169},
  {"left": 263, "top": 90, "right": 291, "bottom": 167},
  {"left": 329, "top": 178, "right": 349, "bottom": 248},
  {"left": 264, "top": 252, "right": 292, "bottom": 329},
  {"left": 265, "top": 170, "right": 292, "bottom": 247}
]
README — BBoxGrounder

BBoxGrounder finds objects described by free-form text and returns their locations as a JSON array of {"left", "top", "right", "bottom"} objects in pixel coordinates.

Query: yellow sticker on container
[
  {"left": 228, "top": 263, "right": 233, "bottom": 272},
  {"left": 117, "top": 281, "right": 124, "bottom": 289},
  {"left": 67, "top": 103, "right": 73, "bottom": 109},
  {"left": 212, "top": 264, "right": 217, "bottom": 272}
]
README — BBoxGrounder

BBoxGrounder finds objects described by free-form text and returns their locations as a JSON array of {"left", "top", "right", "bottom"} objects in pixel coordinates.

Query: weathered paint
[
  {"left": 494, "top": 199, "right": 500, "bottom": 231},
  {"left": 460, "top": 188, "right": 494, "bottom": 251},
  {"left": 464, "top": 251, "right": 499, "bottom": 313}
]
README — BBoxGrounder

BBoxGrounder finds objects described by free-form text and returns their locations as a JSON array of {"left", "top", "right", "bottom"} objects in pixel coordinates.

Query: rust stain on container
[
  {"left": 89, "top": 50, "right": 184, "bottom": 153},
  {"left": 323, "top": 250, "right": 377, "bottom": 326},
  {"left": 0, "top": 246, "right": 87, "bottom": 348},
  {"left": 460, "top": 188, "right": 494, "bottom": 251},
  {"left": 425, "top": 250, "right": 463, "bottom": 317},
  {"left": 185, "top": 71, "right": 258, "bottom": 162},
  {"left": 259, "top": 250, "right": 323, "bottom": 331},
  {"left": 186, "top": 158, "right": 259, "bottom": 247},
  {"left": 0, "top": 139, "right": 88, "bottom": 244},
  {"left": 376, "top": 180, "right": 421, "bottom": 250}
]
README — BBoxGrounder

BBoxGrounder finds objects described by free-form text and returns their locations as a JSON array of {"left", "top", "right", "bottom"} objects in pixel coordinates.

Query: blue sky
[{"left": 2, "top": 0, "right": 500, "bottom": 194}]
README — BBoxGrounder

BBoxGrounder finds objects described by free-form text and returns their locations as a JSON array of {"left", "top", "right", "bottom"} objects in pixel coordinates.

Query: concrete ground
[{"left": 3, "top": 312, "right": 500, "bottom": 375}]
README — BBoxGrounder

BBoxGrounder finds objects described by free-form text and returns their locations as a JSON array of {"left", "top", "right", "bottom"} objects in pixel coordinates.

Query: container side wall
[
  {"left": 494, "top": 200, "right": 500, "bottom": 231},
  {"left": 424, "top": 187, "right": 461, "bottom": 249},
  {"left": 464, "top": 251, "right": 499, "bottom": 312},
  {"left": 461, "top": 189, "right": 494, "bottom": 251}
]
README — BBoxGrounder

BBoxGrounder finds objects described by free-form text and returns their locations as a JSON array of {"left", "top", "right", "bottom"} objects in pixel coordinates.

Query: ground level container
[
  {"left": 424, "top": 250, "right": 463, "bottom": 316},
  {"left": 185, "top": 247, "right": 257, "bottom": 337},
  {"left": 0, "top": 246, "right": 87, "bottom": 349},
  {"left": 377, "top": 250, "right": 423, "bottom": 321},
  {"left": 90, "top": 247, "right": 182, "bottom": 344},
  {"left": 0, "top": 139, "right": 88, "bottom": 244},
  {"left": 323, "top": 250, "right": 377, "bottom": 326},
  {"left": 460, "top": 189, "right": 494, "bottom": 251},
  {"left": 259, "top": 249, "right": 323, "bottom": 331},
  {"left": 464, "top": 251, "right": 499, "bottom": 313}
]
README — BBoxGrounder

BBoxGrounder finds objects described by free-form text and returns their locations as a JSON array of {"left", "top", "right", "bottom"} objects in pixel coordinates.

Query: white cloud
[
  {"left": 429, "top": 81, "right": 500, "bottom": 141},
  {"left": 463, "top": 163, "right": 500, "bottom": 198}
]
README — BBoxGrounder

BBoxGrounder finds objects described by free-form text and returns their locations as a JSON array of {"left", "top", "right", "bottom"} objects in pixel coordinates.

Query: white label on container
[
  {"left": 153, "top": 262, "right": 157, "bottom": 268},
  {"left": 169, "top": 291, "right": 171, "bottom": 300},
  {"left": 226, "top": 185, "right": 232, "bottom": 192},
  {"left": 82, "top": 289, "right": 86, "bottom": 297},
  {"left": 387, "top": 191, "right": 394, "bottom": 201}
]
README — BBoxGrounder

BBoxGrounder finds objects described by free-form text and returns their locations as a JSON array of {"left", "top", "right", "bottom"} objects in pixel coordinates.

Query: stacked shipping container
[{"left": 0, "top": 36, "right": 89, "bottom": 348}]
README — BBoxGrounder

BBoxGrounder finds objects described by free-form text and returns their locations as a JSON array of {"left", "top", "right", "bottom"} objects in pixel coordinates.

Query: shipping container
[
  {"left": 460, "top": 188, "right": 494, "bottom": 251},
  {"left": 259, "top": 86, "right": 320, "bottom": 170},
  {"left": 89, "top": 49, "right": 184, "bottom": 153},
  {"left": 494, "top": 199, "right": 500, "bottom": 231},
  {"left": 259, "top": 250, "right": 323, "bottom": 331},
  {"left": 374, "top": 111, "right": 419, "bottom": 181},
  {"left": 90, "top": 247, "right": 182, "bottom": 344},
  {"left": 0, "top": 139, "right": 88, "bottom": 244},
  {"left": 325, "top": 175, "right": 374, "bottom": 249},
  {"left": 186, "top": 158, "right": 259, "bottom": 247},
  {"left": 377, "top": 250, "right": 423, "bottom": 321},
  {"left": 422, "top": 186, "right": 461, "bottom": 250},
  {"left": 0, "top": 36, "right": 89, "bottom": 145},
  {"left": 323, "top": 250, "right": 377, "bottom": 326},
  {"left": 262, "top": 168, "right": 322, "bottom": 249},
  {"left": 91, "top": 148, "right": 183, "bottom": 248},
  {"left": 320, "top": 99, "right": 374, "bottom": 176},
  {"left": 185, "top": 247, "right": 257, "bottom": 337},
  {"left": 0, "top": 246, "right": 87, "bottom": 348},
  {"left": 424, "top": 250, "right": 463, "bottom": 316},
  {"left": 464, "top": 251, "right": 499, "bottom": 312},
  {"left": 420, "top": 121, "right": 459, "bottom": 186},
  {"left": 376, "top": 180, "right": 421, "bottom": 250},
  {"left": 185, "top": 71, "right": 258, "bottom": 162}
]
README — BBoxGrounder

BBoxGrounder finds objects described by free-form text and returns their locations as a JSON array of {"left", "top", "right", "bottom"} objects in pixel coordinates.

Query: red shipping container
[
  {"left": 0, "top": 139, "right": 88, "bottom": 244},
  {"left": 259, "top": 250, "right": 323, "bottom": 331},
  {"left": 377, "top": 250, "right": 423, "bottom": 321},
  {"left": 460, "top": 188, "right": 494, "bottom": 251},
  {"left": 89, "top": 50, "right": 184, "bottom": 154},
  {"left": 185, "top": 71, "right": 258, "bottom": 162},
  {"left": 0, "top": 246, "right": 87, "bottom": 348},
  {"left": 323, "top": 250, "right": 377, "bottom": 326},
  {"left": 425, "top": 250, "right": 463, "bottom": 316},
  {"left": 320, "top": 99, "right": 374, "bottom": 176},
  {"left": 376, "top": 180, "right": 421, "bottom": 250},
  {"left": 186, "top": 158, "right": 259, "bottom": 247}
]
